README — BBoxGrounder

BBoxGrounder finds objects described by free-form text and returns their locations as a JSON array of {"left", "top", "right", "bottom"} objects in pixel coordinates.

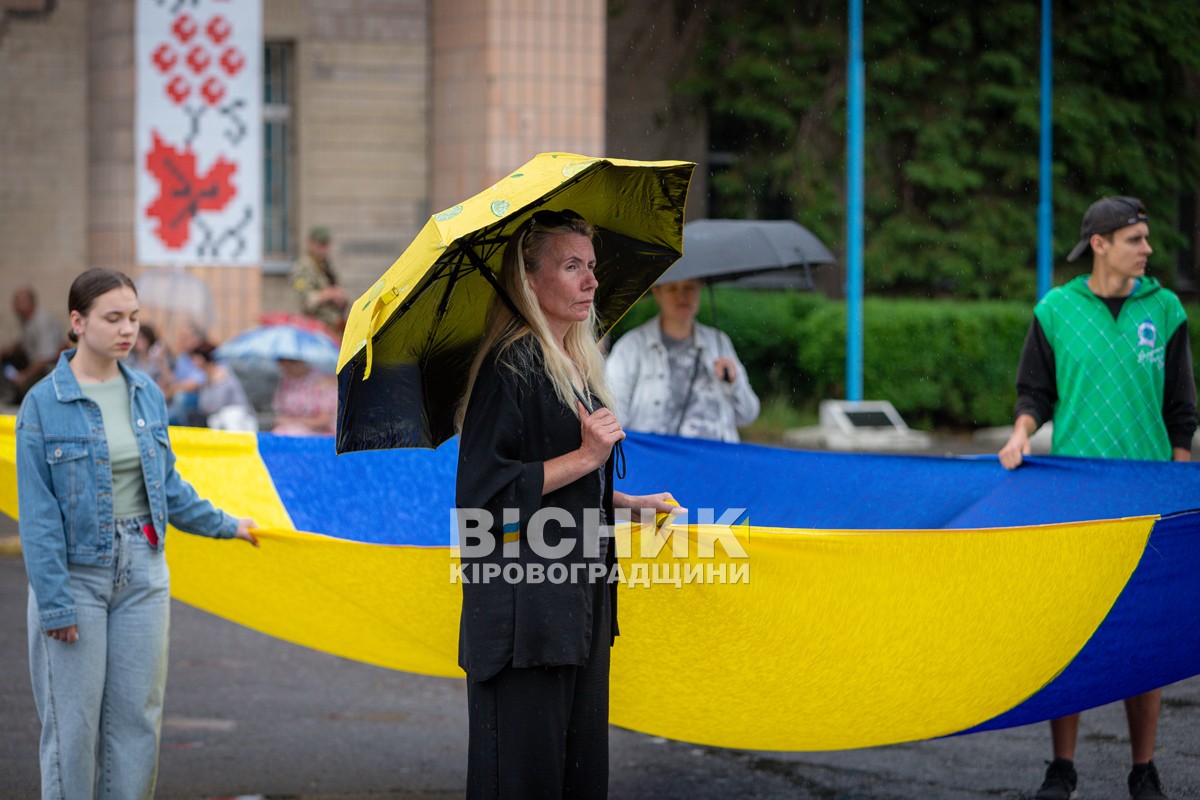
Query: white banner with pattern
[{"left": 135, "top": 0, "right": 262, "bottom": 266}]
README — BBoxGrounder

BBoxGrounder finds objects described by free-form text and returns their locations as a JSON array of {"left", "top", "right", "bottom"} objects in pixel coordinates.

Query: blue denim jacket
[{"left": 17, "top": 350, "right": 237, "bottom": 630}]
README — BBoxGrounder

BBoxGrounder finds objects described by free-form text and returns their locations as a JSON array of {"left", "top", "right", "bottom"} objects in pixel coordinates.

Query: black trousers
[{"left": 466, "top": 583, "right": 611, "bottom": 800}]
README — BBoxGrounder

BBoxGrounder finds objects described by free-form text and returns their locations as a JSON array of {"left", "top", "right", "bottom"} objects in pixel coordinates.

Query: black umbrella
[
  {"left": 652, "top": 219, "right": 836, "bottom": 324},
  {"left": 656, "top": 219, "right": 836, "bottom": 287}
]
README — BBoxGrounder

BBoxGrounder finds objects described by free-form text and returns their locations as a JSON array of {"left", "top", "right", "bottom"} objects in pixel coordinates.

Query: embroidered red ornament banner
[{"left": 136, "top": 0, "right": 262, "bottom": 266}]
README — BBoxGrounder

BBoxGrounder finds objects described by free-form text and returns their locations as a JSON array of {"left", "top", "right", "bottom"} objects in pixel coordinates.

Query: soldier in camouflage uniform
[{"left": 291, "top": 226, "right": 348, "bottom": 331}]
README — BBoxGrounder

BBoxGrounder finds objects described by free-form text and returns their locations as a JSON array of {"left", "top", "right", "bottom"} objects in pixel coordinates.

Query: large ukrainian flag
[{"left": 2, "top": 417, "right": 1198, "bottom": 751}]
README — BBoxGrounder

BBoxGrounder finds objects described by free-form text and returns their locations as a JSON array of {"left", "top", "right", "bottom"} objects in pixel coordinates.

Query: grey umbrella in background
[
  {"left": 653, "top": 219, "right": 836, "bottom": 322},
  {"left": 657, "top": 219, "right": 836, "bottom": 287},
  {"left": 134, "top": 268, "right": 216, "bottom": 331}
]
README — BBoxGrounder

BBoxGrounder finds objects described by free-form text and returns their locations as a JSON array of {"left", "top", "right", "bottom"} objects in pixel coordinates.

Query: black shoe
[
  {"left": 1129, "top": 761, "right": 1169, "bottom": 800},
  {"left": 1035, "top": 757, "right": 1078, "bottom": 800}
]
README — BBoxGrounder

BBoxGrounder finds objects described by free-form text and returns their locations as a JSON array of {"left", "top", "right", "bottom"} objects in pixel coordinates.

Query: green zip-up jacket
[{"left": 1014, "top": 275, "right": 1196, "bottom": 461}]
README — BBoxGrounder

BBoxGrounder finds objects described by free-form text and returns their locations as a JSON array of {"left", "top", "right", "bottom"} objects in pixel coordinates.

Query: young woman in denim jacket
[{"left": 16, "top": 269, "right": 258, "bottom": 800}]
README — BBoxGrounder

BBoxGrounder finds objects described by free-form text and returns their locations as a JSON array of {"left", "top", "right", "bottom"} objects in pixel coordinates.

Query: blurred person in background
[
  {"left": 162, "top": 322, "right": 209, "bottom": 426},
  {"left": 271, "top": 357, "right": 337, "bottom": 436},
  {"left": 1, "top": 286, "right": 65, "bottom": 405},
  {"left": 124, "top": 322, "right": 171, "bottom": 387},
  {"left": 605, "top": 278, "right": 759, "bottom": 442},
  {"left": 191, "top": 342, "right": 257, "bottom": 431}
]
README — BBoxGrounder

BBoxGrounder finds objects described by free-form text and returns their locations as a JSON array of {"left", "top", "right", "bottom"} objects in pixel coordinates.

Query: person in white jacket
[{"left": 605, "top": 279, "right": 760, "bottom": 441}]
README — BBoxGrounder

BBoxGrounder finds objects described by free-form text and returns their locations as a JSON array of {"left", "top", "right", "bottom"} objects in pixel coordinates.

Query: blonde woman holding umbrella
[{"left": 455, "top": 210, "right": 680, "bottom": 799}]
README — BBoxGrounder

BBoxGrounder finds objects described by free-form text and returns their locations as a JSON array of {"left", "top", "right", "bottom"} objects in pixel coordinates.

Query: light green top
[{"left": 81, "top": 374, "right": 151, "bottom": 519}]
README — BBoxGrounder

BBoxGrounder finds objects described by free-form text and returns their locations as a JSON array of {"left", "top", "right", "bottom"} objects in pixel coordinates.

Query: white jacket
[{"left": 605, "top": 316, "right": 760, "bottom": 442}]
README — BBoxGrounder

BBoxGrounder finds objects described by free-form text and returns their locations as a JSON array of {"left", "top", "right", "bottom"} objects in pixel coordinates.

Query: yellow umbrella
[{"left": 336, "top": 152, "right": 695, "bottom": 453}]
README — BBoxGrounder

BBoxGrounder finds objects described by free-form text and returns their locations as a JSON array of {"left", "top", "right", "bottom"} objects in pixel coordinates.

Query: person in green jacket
[{"left": 1000, "top": 196, "right": 1197, "bottom": 800}]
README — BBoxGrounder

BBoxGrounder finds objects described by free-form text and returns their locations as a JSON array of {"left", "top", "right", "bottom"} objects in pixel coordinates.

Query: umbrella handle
[{"left": 574, "top": 384, "right": 626, "bottom": 480}]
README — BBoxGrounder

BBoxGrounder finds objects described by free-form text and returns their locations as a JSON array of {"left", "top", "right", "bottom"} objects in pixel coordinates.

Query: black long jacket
[{"left": 456, "top": 336, "right": 617, "bottom": 682}]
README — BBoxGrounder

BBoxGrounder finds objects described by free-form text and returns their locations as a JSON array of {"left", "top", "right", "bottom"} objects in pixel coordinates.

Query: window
[{"left": 262, "top": 41, "right": 294, "bottom": 273}]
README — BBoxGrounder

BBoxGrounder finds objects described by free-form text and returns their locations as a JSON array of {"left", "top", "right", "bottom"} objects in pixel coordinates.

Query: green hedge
[
  {"left": 794, "top": 299, "right": 1030, "bottom": 429},
  {"left": 609, "top": 291, "right": 1200, "bottom": 432}
]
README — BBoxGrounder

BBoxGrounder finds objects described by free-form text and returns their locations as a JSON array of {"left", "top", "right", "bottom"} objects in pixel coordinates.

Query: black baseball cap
[{"left": 1066, "top": 196, "right": 1148, "bottom": 262}]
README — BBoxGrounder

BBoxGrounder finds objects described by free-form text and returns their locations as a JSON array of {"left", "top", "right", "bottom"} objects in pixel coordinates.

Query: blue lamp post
[{"left": 846, "top": 0, "right": 864, "bottom": 401}]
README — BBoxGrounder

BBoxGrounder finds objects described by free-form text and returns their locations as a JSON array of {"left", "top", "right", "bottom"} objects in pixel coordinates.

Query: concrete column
[
  {"left": 86, "top": 0, "right": 136, "bottom": 270},
  {"left": 430, "top": 0, "right": 607, "bottom": 212}
]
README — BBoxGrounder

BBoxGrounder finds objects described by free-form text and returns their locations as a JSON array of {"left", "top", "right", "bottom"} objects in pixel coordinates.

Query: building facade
[{"left": 0, "top": 0, "right": 627, "bottom": 345}]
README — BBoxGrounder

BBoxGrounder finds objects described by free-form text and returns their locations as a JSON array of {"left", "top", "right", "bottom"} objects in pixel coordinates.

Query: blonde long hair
[{"left": 455, "top": 212, "right": 616, "bottom": 432}]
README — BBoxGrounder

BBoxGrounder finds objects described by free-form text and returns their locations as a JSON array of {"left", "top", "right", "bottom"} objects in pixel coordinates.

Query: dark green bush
[
  {"left": 1186, "top": 305, "right": 1200, "bottom": 376},
  {"left": 795, "top": 299, "right": 1031, "bottom": 429}
]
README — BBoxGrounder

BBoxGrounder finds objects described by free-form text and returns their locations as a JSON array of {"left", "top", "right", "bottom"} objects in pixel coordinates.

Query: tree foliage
[{"left": 680, "top": 0, "right": 1200, "bottom": 299}]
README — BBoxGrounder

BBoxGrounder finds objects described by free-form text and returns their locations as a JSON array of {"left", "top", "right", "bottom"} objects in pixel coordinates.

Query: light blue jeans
[{"left": 27, "top": 516, "right": 170, "bottom": 800}]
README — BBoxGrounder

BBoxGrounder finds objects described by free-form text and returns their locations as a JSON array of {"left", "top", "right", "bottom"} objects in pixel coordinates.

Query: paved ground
[{"left": 4, "top": 426, "right": 1200, "bottom": 798}]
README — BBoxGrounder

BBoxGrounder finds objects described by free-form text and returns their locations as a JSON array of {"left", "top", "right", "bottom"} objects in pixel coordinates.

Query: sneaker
[
  {"left": 1035, "top": 757, "right": 1078, "bottom": 800},
  {"left": 1129, "top": 761, "right": 1169, "bottom": 800}
]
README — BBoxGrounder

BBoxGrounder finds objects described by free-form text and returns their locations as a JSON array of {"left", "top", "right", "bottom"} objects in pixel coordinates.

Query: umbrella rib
[
  {"left": 457, "top": 240, "right": 525, "bottom": 323},
  {"left": 435, "top": 252, "right": 468, "bottom": 321}
]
